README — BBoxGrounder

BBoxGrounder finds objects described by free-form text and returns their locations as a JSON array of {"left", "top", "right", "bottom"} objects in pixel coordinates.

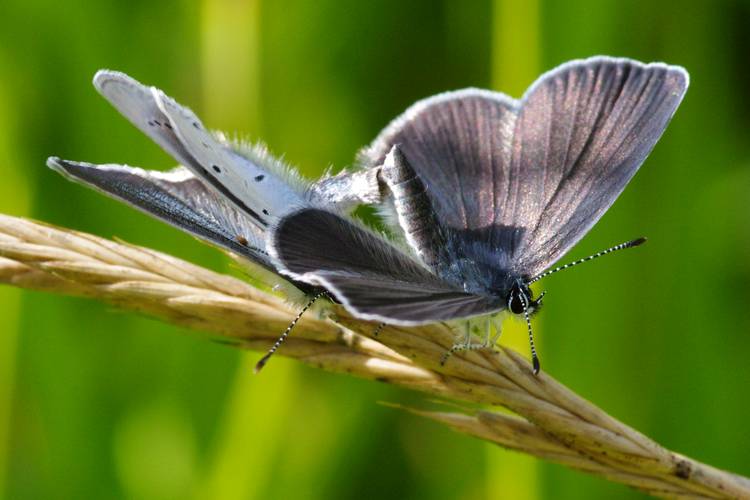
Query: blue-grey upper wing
[
  {"left": 508, "top": 58, "right": 688, "bottom": 276},
  {"left": 270, "top": 208, "right": 499, "bottom": 324},
  {"left": 364, "top": 86, "right": 517, "bottom": 244},
  {"left": 363, "top": 57, "right": 688, "bottom": 277}
]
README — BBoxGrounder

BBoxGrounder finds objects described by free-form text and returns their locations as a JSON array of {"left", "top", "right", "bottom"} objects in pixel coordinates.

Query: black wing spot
[
  {"left": 262, "top": 209, "right": 270, "bottom": 215},
  {"left": 153, "top": 120, "right": 161, "bottom": 126},
  {"left": 201, "top": 142, "right": 209, "bottom": 149},
  {"left": 212, "top": 164, "right": 221, "bottom": 173},
  {"left": 164, "top": 122, "right": 173, "bottom": 130},
  {"left": 254, "top": 174, "right": 265, "bottom": 182},
  {"left": 192, "top": 121, "right": 201, "bottom": 129},
  {"left": 147, "top": 120, "right": 154, "bottom": 126}
]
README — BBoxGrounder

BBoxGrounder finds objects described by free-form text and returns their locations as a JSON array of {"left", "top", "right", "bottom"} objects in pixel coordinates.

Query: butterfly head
[
  {"left": 507, "top": 280, "right": 544, "bottom": 316},
  {"left": 506, "top": 278, "right": 545, "bottom": 375}
]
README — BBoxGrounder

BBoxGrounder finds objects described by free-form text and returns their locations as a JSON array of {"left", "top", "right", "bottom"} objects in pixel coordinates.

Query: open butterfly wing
[
  {"left": 47, "top": 158, "right": 274, "bottom": 270},
  {"left": 363, "top": 57, "right": 688, "bottom": 277},
  {"left": 364, "top": 87, "right": 517, "bottom": 250},
  {"left": 154, "top": 89, "right": 306, "bottom": 227},
  {"left": 96, "top": 70, "right": 308, "bottom": 230},
  {"left": 94, "top": 71, "right": 204, "bottom": 175},
  {"left": 509, "top": 58, "right": 688, "bottom": 276},
  {"left": 271, "top": 209, "right": 499, "bottom": 325}
]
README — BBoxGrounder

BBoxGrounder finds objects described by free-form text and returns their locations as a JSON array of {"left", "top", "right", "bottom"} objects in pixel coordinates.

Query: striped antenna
[
  {"left": 526, "top": 237, "right": 646, "bottom": 285},
  {"left": 254, "top": 290, "right": 328, "bottom": 373},
  {"left": 519, "top": 291, "right": 540, "bottom": 375}
]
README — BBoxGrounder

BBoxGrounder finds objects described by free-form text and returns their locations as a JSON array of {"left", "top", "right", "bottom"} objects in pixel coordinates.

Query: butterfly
[{"left": 49, "top": 56, "right": 688, "bottom": 374}]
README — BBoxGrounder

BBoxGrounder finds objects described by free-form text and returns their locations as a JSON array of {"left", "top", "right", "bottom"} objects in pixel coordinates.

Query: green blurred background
[{"left": 1, "top": 0, "right": 749, "bottom": 498}]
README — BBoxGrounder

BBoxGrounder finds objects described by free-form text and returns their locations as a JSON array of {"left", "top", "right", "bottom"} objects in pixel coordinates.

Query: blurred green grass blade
[
  {"left": 114, "top": 401, "right": 199, "bottom": 499},
  {"left": 194, "top": 2, "right": 306, "bottom": 499},
  {"left": 489, "top": 1, "right": 540, "bottom": 499},
  {"left": 201, "top": 0, "right": 261, "bottom": 131},
  {"left": 0, "top": 53, "right": 33, "bottom": 499},
  {"left": 492, "top": 0, "right": 540, "bottom": 96},
  {"left": 196, "top": 358, "right": 299, "bottom": 500}
]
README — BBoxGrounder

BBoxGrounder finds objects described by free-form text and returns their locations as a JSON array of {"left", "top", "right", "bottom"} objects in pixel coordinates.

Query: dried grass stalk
[{"left": 0, "top": 213, "right": 748, "bottom": 499}]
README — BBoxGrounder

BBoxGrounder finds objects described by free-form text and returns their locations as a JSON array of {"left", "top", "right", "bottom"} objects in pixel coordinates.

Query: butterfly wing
[
  {"left": 362, "top": 57, "right": 688, "bottom": 277},
  {"left": 95, "top": 70, "right": 308, "bottom": 229},
  {"left": 364, "top": 86, "right": 517, "bottom": 245},
  {"left": 507, "top": 58, "right": 688, "bottom": 276},
  {"left": 270, "top": 208, "right": 499, "bottom": 324},
  {"left": 93, "top": 70, "right": 201, "bottom": 171},
  {"left": 152, "top": 88, "right": 306, "bottom": 227},
  {"left": 47, "top": 157, "right": 274, "bottom": 270}
]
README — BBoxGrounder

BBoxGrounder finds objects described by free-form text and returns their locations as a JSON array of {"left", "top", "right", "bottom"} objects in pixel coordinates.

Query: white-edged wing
[
  {"left": 363, "top": 57, "right": 689, "bottom": 277},
  {"left": 270, "top": 208, "right": 500, "bottom": 325},
  {"left": 48, "top": 157, "right": 274, "bottom": 270},
  {"left": 153, "top": 88, "right": 306, "bottom": 227},
  {"left": 95, "top": 70, "right": 308, "bottom": 229}
]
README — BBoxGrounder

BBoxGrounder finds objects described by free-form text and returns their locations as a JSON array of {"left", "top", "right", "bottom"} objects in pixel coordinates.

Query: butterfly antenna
[
  {"left": 526, "top": 237, "right": 646, "bottom": 285},
  {"left": 254, "top": 290, "right": 328, "bottom": 374},
  {"left": 519, "top": 292, "right": 541, "bottom": 375}
]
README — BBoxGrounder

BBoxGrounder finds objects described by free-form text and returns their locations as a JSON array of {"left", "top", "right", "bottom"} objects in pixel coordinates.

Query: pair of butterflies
[{"left": 49, "top": 56, "right": 689, "bottom": 374}]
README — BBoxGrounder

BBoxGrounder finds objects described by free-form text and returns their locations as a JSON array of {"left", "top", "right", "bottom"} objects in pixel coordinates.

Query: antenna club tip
[
  {"left": 630, "top": 237, "right": 647, "bottom": 247},
  {"left": 254, "top": 356, "right": 270, "bottom": 374},
  {"left": 532, "top": 357, "right": 541, "bottom": 376}
]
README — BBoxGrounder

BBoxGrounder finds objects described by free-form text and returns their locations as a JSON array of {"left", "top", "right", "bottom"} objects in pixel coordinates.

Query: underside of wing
[
  {"left": 95, "top": 70, "right": 309, "bottom": 230},
  {"left": 270, "top": 208, "right": 500, "bottom": 324},
  {"left": 153, "top": 89, "right": 307, "bottom": 227},
  {"left": 94, "top": 70, "right": 204, "bottom": 174},
  {"left": 47, "top": 157, "right": 274, "bottom": 270}
]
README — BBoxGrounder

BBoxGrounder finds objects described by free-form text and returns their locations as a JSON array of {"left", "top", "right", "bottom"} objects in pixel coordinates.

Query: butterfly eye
[{"left": 508, "top": 288, "right": 526, "bottom": 314}]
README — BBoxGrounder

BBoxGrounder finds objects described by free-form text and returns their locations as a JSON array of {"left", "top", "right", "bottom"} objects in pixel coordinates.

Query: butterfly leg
[
  {"left": 481, "top": 318, "right": 494, "bottom": 347},
  {"left": 440, "top": 321, "right": 485, "bottom": 365},
  {"left": 489, "top": 317, "right": 503, "bottom": 347},
  {"left": 440, "top": 322, "right": 470, "bottom": 365}
]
